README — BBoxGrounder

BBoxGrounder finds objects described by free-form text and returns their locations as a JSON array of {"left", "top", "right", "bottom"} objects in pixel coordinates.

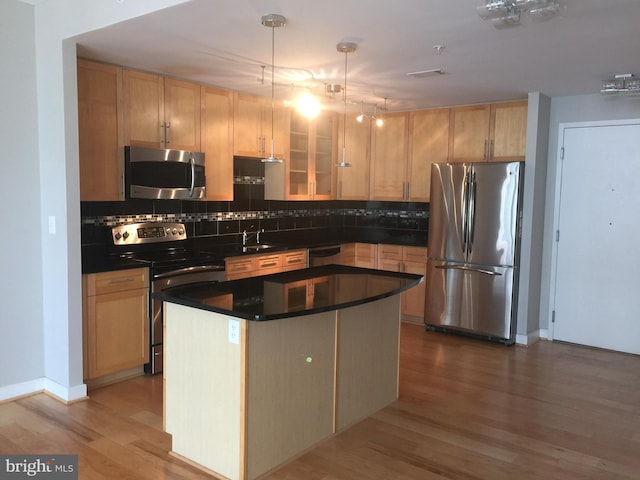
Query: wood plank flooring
[{"left": 1, "top": 323, "right": 639, "bottom": 479}]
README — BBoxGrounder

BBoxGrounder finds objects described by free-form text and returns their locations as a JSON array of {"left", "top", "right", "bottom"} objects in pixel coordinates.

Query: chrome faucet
[{"left": 242, "top": 228, "right": 264, "bottom": 246}]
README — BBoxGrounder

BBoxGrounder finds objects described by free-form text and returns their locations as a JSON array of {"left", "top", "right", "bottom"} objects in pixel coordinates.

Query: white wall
[
  {"left": 539, "top": 94, "right": 640, "bottom": 331},
  {"left": 0, "top": 0, "right": 190, "bottom": 402},
  {"left": 0, "top": 1, "right": 44, "bottom": 394}
]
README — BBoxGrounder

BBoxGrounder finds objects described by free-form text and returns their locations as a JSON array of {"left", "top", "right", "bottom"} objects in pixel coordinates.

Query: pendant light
[
  {"left": 261, "top": 14, "right": 286, "bottom": 163},
  {"left": 336, "top": 42, "right": 357, "bottom": 168}
]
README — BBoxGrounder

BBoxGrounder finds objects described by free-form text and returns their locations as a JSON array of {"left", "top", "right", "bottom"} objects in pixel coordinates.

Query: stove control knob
[
  {"left": 114, "top": 232, "right": 122, "bottom": 241},
  {"left": 122, "top": 231, "right": 129, "bottom": 240},
  {"left": 178, "top": 228, "right": 184, "bottom": 235},
  {"left": 172, "top": 228, "right": 178, "bottom": 235}
]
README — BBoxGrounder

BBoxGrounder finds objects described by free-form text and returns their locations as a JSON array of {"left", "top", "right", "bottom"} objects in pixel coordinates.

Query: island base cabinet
[
  {"left": 335, "top": 296, "right": 401, "bottom": 431},
  {"left": 164, "top": 295, "right": 402, "bottom": 480}
]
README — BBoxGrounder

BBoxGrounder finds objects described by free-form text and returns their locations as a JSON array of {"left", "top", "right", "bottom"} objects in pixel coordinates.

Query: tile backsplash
[{"left": 81, "top": 199, "right": 429, "bottom": 247}]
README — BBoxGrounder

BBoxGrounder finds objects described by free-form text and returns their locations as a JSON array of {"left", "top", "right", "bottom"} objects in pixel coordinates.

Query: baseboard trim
[
  {"left": 0, "top": 377, "right": 87, "bottom": 404},
  {"left": 515, "top": 328, "right": 550, "bottom": 346}
]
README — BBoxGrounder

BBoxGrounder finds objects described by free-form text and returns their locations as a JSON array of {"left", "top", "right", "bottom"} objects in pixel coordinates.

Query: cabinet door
[
  {"left": 123, "top": 69, "right": 164, "bottom": 147},
  {"left": 377, "top": 244, "right": 402, "bottom": 272},
  {"left": 449, "top": 104, "right": 491, "bottom": 162},
  {"left": 201, "top": 86, "right": 233, "bottom": 200},
  {"left": 77, "top": 59, "right": 124, "bottom": 201},
  {"left": 370, "top": 112, "right": 409, "bottom": 201},
  {"left": 233, "top": 92, "right": 264, "bottom": 157},
  {"left": 408, "top": 108, "right": 450, "bottom": 202},
  {"left": 313, "top": 112, "right": 336, "bottom": 199},
  {"left": 164, "top": 78, "right": 201, "bottom": 151},
  {"left": 86, "top": 287, "right": 149, "bottom": 379},
  {"left": 401, "top": 260, "right": 427, "bottom": 321},
  {"left": 288, "top": 111, "right": 310, "bottom": 199},
  {"left": 337, "top": 116, "right": 371, "bottom": 200},
  {"left": 489, "top": 101, "right": 527, "bottom": 161}
]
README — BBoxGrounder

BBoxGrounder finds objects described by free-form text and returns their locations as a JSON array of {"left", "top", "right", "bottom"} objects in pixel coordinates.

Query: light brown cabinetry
[
  {"left": 123, "top": 69, "right": 201, "bottom": 151},
  {"left": 225, "top": 249, "right": 308, "bottom": 280},
  {"left": 408, "top": 108, "right": 450, "bottom": 201},
  {"left": 370, "top": 112, "right": 410, "bottom": 201},
  {"left": 233, "top": 92, "right": 288, "bottom": 159},
  {"left": 336, "top": 115, "right": 371, "bottom": 200},
  {"left": 266, "top": 110, "right": 336, "bottom": 200},
  {"left": 77, "top": 59, "right": 124, "bottom": 201},
  {"left": 449, "top": 101, "right": 527, "bottom": 162},
  {"left": 83, "top": 268, "right": 149, "bottom": 380},
  {"left": 201, "top": 86, "right": 234, "bottom": 200},
  {"left": 377, "top": 244, "right": 427, "bottom": 323},
  {"left": 340, "top": 243, "right": 377, "bottom": 269}
]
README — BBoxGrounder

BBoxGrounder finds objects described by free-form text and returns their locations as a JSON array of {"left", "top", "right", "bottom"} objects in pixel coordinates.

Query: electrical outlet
[{"left": 228, "top": 319, "right": 240, "bottom": 344}]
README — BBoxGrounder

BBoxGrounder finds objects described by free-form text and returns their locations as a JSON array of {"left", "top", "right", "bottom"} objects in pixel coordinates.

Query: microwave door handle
[{"left": 189, "top": 154, "right": 195, "bottom": 197}]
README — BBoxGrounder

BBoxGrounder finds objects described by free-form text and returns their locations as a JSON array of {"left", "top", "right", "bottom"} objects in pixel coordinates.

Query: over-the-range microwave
[{"left": 124, "top": 146, "right": 206, "bottom": 200}]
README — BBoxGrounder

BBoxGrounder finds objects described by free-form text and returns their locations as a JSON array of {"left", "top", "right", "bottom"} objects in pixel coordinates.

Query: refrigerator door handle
[
  {"left": 461, "top": 167, "right": 470, "bottom": 255},
  {"left": 467, "top": 171, "right": 477, "bottom": 255},
  {"left": 435, "top": 264, "right": 502, "bottom": 276}
]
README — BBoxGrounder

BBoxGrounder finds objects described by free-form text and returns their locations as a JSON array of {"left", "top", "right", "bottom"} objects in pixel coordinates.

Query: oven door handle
[{"left": 153, "top": 265, "right": 225, "bottom": 280}]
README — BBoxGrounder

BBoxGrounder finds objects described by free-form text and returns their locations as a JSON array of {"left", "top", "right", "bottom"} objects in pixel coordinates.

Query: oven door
[{"left": 147, "top": 265, "right": 225, "bottom": 374}]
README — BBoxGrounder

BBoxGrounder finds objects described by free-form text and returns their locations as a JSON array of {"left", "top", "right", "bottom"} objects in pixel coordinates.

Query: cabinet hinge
[{"left": 552, "top": 310, "right": 556, "bottom": 323}]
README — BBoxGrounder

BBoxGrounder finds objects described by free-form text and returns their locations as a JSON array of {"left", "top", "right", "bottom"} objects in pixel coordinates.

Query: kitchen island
[{"left": 155, "top": 265, "right": 422, "bottom": 480}]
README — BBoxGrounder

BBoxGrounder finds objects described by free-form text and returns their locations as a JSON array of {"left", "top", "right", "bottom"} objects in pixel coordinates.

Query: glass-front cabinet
[{"left": 266, "top": 110, "right": 336, "bottom": 200}]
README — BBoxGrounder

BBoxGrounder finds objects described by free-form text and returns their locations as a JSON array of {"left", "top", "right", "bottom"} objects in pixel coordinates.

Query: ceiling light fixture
[
  {"left": 601, "top": 74, "right": 640, "bottom": 96},
  {"left": 374, "top": 98, "right": 387, "bottom": 128},
  {"left": 336, "top": 41, "right": 357, "bottom": 168},
  {"left": 406, "top": 68, "right": 444, "bottom": 78},
  {"left": 477, "top": 0, "right": 562, "bottom": 29},
  {"left": 261, "top": 13, "right": 286, "bottom": 163}
]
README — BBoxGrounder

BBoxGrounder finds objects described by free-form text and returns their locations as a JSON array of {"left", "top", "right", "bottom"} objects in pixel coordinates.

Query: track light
[
  {"left": 336, "top": 41, "right": 356, "bottom": 168},
  {"left": 477, "top": 0, "right": 562, "bottom": 29},
  {"left": 261, "top": 14, "right": 286, "bottom": 163}
]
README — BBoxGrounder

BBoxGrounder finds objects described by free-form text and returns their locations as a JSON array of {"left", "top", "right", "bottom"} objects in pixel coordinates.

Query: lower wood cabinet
[
  {"left": 377, "top": 244, "right": 428, "bottom": 323},
  {"left": 339, "top": 243, "right": 377, "bottom": 269},
  {"left": 83, "top": 268, "right": 149, "bottom": 380},
  {"left": 225, "top": 249, "right": 308, "bottom": 280}
]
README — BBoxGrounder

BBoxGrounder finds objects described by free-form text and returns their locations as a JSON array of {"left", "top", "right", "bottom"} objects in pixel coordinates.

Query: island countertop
[{"left": 154, "top": 264, "right": 423, "bottom": 321}]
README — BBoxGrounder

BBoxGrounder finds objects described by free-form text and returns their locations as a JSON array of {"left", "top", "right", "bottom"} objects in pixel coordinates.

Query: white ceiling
[{"left": 74, "top": 0, "right": 640, "bottom": 114}]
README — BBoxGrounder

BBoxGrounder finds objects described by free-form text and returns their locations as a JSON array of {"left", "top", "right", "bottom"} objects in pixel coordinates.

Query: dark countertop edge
[
  {"left": 81, "top": 241, "right": 428, "bottom": 274},
  {"left": 154, "top": 266, "right": 423, "bottom": 322}
]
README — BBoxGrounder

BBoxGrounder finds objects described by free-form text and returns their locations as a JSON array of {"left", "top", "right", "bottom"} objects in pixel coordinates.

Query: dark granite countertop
[{"left": 154, "top": 264, "right": 423, "bottom": 321}]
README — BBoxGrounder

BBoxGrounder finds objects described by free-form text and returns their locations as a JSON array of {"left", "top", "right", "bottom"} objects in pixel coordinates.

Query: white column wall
[{"left": 0, "top": 0, "right": 190, "bottom": 402}]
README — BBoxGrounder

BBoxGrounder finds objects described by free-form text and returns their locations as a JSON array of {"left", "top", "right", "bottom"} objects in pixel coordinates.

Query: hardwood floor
[{"left": 1, "top": 323, "right": 639, "bottom": 479}]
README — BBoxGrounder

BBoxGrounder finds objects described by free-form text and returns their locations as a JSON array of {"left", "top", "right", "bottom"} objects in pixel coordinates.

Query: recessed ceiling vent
[{"left": 406, "top": 68, "right": 445, "bottom": 79}]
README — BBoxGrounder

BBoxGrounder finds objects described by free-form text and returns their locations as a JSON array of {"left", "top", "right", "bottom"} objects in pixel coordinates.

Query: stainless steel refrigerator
[{"left": 425, "top": 161, "right": 524, "bottom": 343}]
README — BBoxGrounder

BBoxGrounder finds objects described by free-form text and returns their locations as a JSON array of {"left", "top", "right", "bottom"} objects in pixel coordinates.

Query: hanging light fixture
[
  {"left": 477, "top": 0, "right": 562, "bottom": 29},
  {"left": 356, "top": 101, "right": 365, "bottom": 123},
  {"left": 601, "top": 74, "right": 640, "bottom": 96},
  {"left": 373, "top": 98, "right": 387, "bottom": 128},
  {"left": 261, "top": 13, "right": 286, "bottom": 163},
  {"left": 336, "top": 42, "right": 357, "bottom": 167}
]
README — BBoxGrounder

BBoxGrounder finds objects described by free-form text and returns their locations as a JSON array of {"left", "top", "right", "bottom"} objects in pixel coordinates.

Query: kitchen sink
[{"left": 242, "top": 244, "right": 278, "bottom": 253}]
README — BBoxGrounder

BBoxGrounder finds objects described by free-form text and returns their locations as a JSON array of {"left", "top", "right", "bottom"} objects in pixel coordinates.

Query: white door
[{"left": 551, "top": 121, "right": 640, "bottom": 354}]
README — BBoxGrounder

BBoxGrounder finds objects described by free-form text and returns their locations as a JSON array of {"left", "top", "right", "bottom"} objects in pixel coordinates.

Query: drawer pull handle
[{"left": 108, "top": 278, "right": 135, "bottom": 285}]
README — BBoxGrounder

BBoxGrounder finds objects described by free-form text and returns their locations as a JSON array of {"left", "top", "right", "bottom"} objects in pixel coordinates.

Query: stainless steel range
[{"left": 111, "top": 222, "right": 226, "bottom": 374}]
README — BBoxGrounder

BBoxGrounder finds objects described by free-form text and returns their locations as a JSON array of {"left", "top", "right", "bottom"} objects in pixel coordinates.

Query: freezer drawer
[{"left": 425, "top": 259, "right": 516, "bottom": 341}]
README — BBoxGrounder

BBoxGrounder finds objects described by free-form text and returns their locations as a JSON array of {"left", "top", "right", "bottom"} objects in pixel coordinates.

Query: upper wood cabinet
[
  {"left": 449, "top": 101, "right": 527, "bottom": 162},
  {"left": 77, "top": 59, "right": 124, "bottom": 201},
  {"left": 233, "top": 92, "right": 288, "bottom": 159},
  {"left": 370, "top": 112, "right": 409, "bottom": 201},
  {"left": 123, "top": 69, "right": 201, "bottom": 151},
  {"left": 408, "top": 108, "right": 450, "bottom": 202},
  {"left": 267, "top": 110, "right": 336, "bottom": 200},
  {"left": 336, "top": 115, "right": 371, "bottom": 200},
  {"left": 201, "top": 86, "right": 233, "bottom": 200}
]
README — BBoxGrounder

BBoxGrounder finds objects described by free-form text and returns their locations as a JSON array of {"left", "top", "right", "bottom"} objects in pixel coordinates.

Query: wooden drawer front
[
  {"left": 86, "top": 268, "right": 148, "bottom": 296},
  {"left": 378, "top": 244, "right": 402, "bottom": 261},
  {"left": 403, "top": 246, "right": 427, "bottom": 264},
  {"left": 355, "top": 243, "right": 377, "bottom": 257},
  {"left": 282, "top": 250, "right": 307, "bottom": 270},
  {"left": 226, "top": 257, "right": 255, "bottom": 279},
  {"left": 256, "top": 254, "right": 281, "bottom": 271}
]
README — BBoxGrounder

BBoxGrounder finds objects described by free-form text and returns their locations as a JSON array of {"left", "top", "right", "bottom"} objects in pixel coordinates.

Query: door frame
[{"left": 547, "top": 118, "right": 640, "bottom": 341}]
